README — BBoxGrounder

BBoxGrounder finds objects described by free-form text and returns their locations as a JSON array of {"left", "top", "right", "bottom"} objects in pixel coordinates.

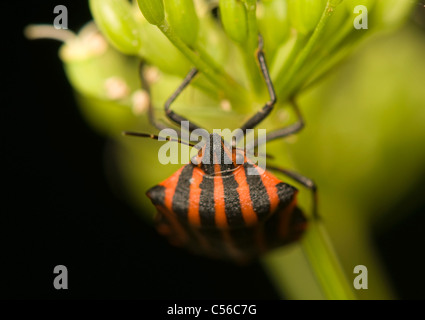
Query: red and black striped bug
[{"left": 124, "top": 36, "right": 317, "bottom": 263}]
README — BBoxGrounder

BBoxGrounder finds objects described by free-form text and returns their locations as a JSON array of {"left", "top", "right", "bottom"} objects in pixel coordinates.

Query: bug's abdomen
[
  {"left": 152, "top": 195, "right": 307, "bottom": 262},
  {"left": 147, "top": 162, "right": 297, "bottom": 229},
  {"left": 146, "top": 162, "right": 307, "bottom": 261}
]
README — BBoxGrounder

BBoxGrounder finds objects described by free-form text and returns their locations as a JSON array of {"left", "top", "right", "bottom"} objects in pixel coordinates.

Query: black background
[{"left": 3, "top": 1, "right": 425, "bottom": 300}]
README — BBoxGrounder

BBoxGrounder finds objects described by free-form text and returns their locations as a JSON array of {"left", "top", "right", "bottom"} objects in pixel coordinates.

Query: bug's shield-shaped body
[{"left": 147, "top": 134, "right": 307, "bottom": 262}]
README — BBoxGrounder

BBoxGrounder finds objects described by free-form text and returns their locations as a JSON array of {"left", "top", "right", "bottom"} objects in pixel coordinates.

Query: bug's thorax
[{"left": 191, "top": 133, "right": 246, "bottom": 177}]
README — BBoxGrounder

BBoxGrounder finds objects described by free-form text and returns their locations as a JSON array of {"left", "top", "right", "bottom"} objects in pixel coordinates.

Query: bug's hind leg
[
  {"left": 264, "top": 98, "right": 305, "bottom": 144},
  {"left": 268, "top": 165, "right": 318, "bottom": 220}
]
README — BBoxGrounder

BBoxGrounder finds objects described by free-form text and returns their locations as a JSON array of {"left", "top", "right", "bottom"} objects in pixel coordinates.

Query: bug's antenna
[{"left": 122, "top": 131, "right": 198, "bottom": 148}]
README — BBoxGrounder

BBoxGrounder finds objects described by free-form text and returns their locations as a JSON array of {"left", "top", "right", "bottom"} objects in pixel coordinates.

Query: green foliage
[
  {"left": 89, "top": 0, "right": 142, "bottom": 54},
  {"left": 219, "top": 0, "right": 249, "bottom": 43},
  {"left": 136, "top": 0, "right": 165, "bottom": 25},
  {"left": 164, "top": 0, "right": 199, "bottom": 47}
]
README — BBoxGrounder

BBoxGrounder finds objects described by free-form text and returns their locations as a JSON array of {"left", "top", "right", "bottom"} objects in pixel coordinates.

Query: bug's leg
[
  {"left": 262, "top": 98, "right": 305, "bottom": 145},
  {"left": 164, "top": 68, "right": 206, "bottom": 133},
  {"left": 268, "top": 165, "right": 318, "bottom": 220},
  {"left": 246, "top": 98, "right": 304, "bottom": 149},
  {"left": 138, "top": 62, "right": 171, "bottom": 132},
  {"left": 238, "top": 35, "right": 277, "bottom": 135}
]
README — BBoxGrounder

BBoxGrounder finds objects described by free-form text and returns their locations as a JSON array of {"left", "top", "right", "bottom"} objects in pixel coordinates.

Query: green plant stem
[
  {"left": 240, "top": 0, "right": 263, "bottom": 97},
  {"left": 157, "top": 20, "right": 248, "bottom": 107},
  {"left": 299, "top": 44, "right": 354, "bottom": 93},
  {"left": 284, "top": 17, "right": 358, "bottom": 96},
  {"left": 275, "top": 0, "right": 341, "bottom": 98},
  {"left": 302, "top": 220, "right": 357, "bottom": 300},
  {"left": 263, "top": 219, "right": 357, "bottom": 300},
  {"left": 272, "top": 33, "right": 307, "bottom": 100}
]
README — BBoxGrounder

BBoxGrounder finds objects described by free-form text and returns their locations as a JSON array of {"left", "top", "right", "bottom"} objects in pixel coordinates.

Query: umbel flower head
[
  {"left": 27, "top": 0, "right": 415, "bottom": 135},
  {"left": 88, "top": 0, "right": 414, "bottom": 111}
]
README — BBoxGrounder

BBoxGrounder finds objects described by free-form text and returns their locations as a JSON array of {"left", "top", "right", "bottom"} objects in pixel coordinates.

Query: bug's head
[{"left": 191, "top": 133, "right": 246, "bottom": 176}]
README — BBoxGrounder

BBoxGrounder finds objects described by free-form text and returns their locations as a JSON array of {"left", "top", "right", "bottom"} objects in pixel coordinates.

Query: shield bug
[{"left": 124, "top": 36, "right": 317, "bottom": 262}]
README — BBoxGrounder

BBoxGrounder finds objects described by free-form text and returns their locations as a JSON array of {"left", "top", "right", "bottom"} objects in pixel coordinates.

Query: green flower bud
[
  {"left": 219, "top": 0, "right": 248, "bottom": 43},
  {"left": 287, "top": 0, "right": 327, "bottom": 34},
  {"left": 135, "top": 10, "right": 192, "bottom": 76},
  {"left": 89, "top": 0, "right": 141, "bottom": 55},
  {"left": 164, "top": 0, "right": 199, "bottom": 47},
  {"left": 257, "top": 0, "right": 290, "bottom": 54},
  {"left": 136, "top": 0, "right": 165, "bottom": 26}
]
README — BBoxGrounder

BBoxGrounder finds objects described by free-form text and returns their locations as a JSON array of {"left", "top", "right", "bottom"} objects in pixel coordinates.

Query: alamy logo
[
  {"left": 353, "top": 5, "right": 368, "bottom": 30},
  {"left": 53, "top": 5, "right": 68, "bottom": 30},
  {"left": 353, "top": 265, "right": 368, "bottom": 290},
  {"left": 53, "top": 265, "right": 68, "bottom": 290},
  {"left": 156, "top": 121, "right": 267, "bottom": 175}
]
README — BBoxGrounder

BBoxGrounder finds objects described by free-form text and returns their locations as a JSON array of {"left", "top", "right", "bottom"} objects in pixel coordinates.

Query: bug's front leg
[
  {"left": 163, "top": 68, "right": 206, "bottom": 133},
  {"left": 238, "top": 34, "right": 277, "bottom": 137}
]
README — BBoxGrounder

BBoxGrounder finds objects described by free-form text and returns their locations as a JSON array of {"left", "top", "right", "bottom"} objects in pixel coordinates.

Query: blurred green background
[{"left": 264, "top": 22, "right": 425, "bottom": 299}]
